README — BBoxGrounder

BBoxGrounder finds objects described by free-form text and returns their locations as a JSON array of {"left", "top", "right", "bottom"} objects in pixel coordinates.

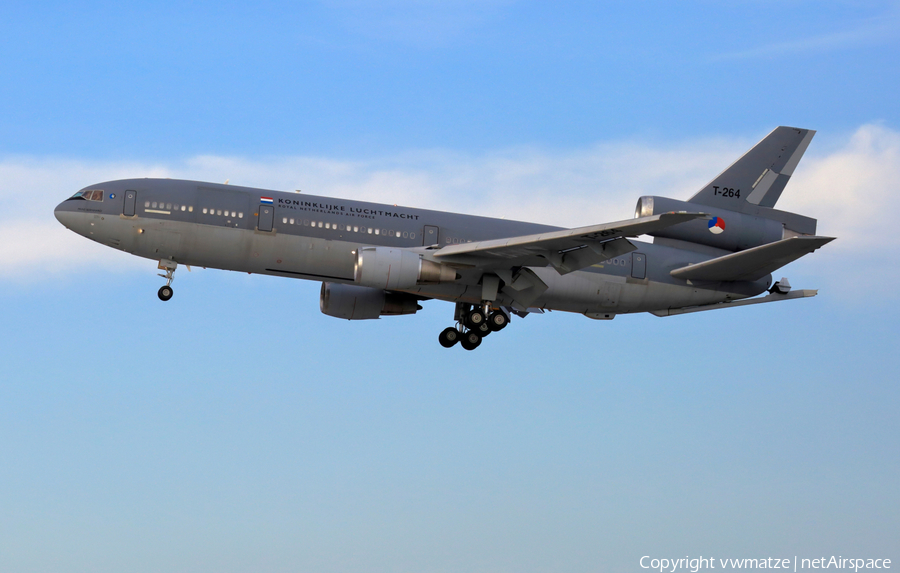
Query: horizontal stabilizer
[
  {"left": 670, "top": 236, "right": 835, "bottom": 282},
  {"left": 651, "top": 289, "right": 819, "bottom": 317}
]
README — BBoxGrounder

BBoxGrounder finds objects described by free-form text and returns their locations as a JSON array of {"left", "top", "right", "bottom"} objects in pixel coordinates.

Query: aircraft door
[
  {"left": 258, "top": 204, "right": 274, "bottom": 232},
  {"left": 423, "top": 225, "right": 439, "bottom": 246},
  {"left": 631, "top": 252, "right": 646, "bottom": 280},
  {"left": 124, "top": 190, "right": 137, "bottom": 217}
]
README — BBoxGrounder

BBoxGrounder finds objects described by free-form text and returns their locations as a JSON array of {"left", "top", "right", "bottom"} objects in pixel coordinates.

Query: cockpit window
[{"left": 71, "top": 190, "right": 104, "bottom": 202}]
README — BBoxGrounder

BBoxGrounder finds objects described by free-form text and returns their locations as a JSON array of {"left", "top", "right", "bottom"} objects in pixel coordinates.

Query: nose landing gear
[
  {"left": 158, "top": 285, "right": 174, "bottom": 301},
  {"left": 157, "top": 260, "right": 177, "bottom": 301}
]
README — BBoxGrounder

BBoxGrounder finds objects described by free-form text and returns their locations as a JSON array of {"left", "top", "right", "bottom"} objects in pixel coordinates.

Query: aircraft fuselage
[{"left": 54, "top": 178, "right": 766, "bottom": 317}]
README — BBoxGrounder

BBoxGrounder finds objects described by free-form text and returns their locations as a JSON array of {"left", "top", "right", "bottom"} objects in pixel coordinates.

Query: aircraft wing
[
  {"left": 433, "top": 212, "right": 707, "bottom": 275},
  {"left": 670, "top": 235, "right": 835, "bottom": 282}
]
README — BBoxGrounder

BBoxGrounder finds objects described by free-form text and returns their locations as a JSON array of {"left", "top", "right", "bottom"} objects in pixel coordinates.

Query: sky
[{"left": 1, "top": 2, "right": 898, "bottom": 572}]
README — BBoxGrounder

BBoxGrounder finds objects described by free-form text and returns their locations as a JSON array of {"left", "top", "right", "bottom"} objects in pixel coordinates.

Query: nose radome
[
  {"left": 54, "top": 202, "right": 65, "bottom": 225},
  {"left": 54, "top": 200, "right": 79, "bottom": 229}
]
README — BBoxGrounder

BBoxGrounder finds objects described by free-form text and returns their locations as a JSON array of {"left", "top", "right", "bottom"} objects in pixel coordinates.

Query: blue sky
[{"left": 1, "top": 2, "right": 898, "bottom": 572}]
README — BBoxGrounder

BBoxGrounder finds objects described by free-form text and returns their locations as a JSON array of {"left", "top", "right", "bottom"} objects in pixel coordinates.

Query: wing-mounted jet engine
[
  {"left": 354, "top": 247, "right": 459, "bottom": 289},
  {"left": 320, "top": 282, "right": 423, "bottom": 320}
]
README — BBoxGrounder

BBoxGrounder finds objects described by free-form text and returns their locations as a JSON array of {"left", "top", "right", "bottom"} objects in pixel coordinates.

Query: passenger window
[
  {"left": 217, "top": 210, "right": 222, "bottom": 216},
  {"left": 188, "top": 206, "right": 193, "bottom": 212},
  {"left": 318, "top": 222, "right": 323, "bottom": 228},
  {"left": 181, "top": 205, "right": 186, "bottom": 211},
  {"left": 238, "top": 212, "right": 242, "bottom": 218},
  {"left": 144, "top": 201, "right": 150, "bottom": 208},
  {"left": 410, "top": 232, "right": 415, "bottom": 239},
  {"left": 203, "top": 208, "right": 208, "bottom": 214},
  {"left": 289, "top": 218, "right": 295, "bottom": 224},
  {"left": 166, "top": 203, "right": 172, "bottom": 210},
  {"left": 282, "top": 217, "right": 288, "bottom": 224},
  {"left": 353, "top": 226, "right": 359, "bottom": 232}
]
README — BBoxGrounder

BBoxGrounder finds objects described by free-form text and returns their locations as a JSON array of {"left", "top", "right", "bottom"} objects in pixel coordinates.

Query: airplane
[{"left": 54, "top": 126, "right": 834, "bottom": 350}]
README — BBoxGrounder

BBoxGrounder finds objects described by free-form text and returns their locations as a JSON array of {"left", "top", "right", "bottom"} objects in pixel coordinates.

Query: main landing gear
[
  {"left": 438, "top": 303, "right": 509, "bottom": 351},
  {"left": 157, "top": 260, "right": 177, "bottom": 301}
]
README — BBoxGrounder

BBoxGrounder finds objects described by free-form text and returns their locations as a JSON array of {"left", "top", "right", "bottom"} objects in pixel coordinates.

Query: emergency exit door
[
  {"left": 258, "top": 204, "right": 274, "bottom": 232},
  {"left": 123, "top": 190, "right": 136, "bottom": 217},
  {"left": 631, "top": 252, "right": 646, "bottom": 280},
  {"left": 423, "top": 225, "right": 439, "bottom": 246}
]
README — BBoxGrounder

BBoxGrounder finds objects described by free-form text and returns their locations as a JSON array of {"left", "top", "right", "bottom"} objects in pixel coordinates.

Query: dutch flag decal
[{"left": 260, "top": 197, "right": 274, "bottom": 204}]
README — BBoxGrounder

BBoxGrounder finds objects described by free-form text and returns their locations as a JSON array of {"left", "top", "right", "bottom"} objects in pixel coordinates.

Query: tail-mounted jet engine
[
  {"left": 320, "top": 282, "right": 422, "bottom": 320},
  {"left": 635, "top": 196, "right": 815, "bottom": 251},
  {"left": 354, "top": 247, "right": 458, "bottom": 290}
]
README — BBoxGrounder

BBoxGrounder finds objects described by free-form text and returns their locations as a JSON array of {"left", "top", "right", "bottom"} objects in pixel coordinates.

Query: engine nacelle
[
  {"left": 320, "top": 282, "right": 421, "bottom": 320},
  {"left": 635, "top": 196, "right": 786, "bottom": 251},
  {"left": 354, "top": 247, "right": 458, "bottom": 289}
]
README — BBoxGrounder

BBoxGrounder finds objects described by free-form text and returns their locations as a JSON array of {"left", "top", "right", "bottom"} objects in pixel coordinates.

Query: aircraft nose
[{"left": 54, "top": 199, "right": 79, "bottom": 229}]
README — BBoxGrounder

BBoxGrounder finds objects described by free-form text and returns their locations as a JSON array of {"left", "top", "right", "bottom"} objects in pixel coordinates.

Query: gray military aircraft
[{"left": 55, "top": 126, "right": 833, "bottom": 350}]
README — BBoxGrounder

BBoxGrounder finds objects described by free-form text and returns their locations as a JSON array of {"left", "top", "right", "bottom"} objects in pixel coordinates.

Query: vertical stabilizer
[{"left": 689, "top": 126, "right": 815, "bottom": 211}]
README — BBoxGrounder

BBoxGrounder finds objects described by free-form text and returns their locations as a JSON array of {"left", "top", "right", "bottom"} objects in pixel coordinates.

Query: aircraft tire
[
  {"left": 439, "top": 327, "right": 460, "bottom": 348},
  {"left": 460, "top": 331, "right": 482, "bottom": 351},
  {"left": 475, "top": 322, "right": 491, "bottom": 337},
  {"left": 465, "top": 309, "right": 485, "bottom": 329},
  {"left": 488, "top": 311, "right": 508, "bottom": 331},
  {"left": 158, "top": 285, "right": 174, "bottom": 301}
]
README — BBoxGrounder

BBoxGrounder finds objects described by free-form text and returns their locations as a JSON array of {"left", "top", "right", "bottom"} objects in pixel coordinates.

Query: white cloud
[
  {"left": 780, "top": 124, "right": 900, "bottom": 250},
  {"left": 711, "top": 10, "right": 900, "bottom": 61},
  {"left": 1, "top": 124, "right": 894, "bottom": 293}
]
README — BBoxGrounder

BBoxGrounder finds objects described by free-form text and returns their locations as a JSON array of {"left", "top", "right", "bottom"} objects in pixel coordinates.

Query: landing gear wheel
[
  {"left": 475, "top": 322, "right": 491, "bottom": 337},
  {"left": 460, "top": 331, "right": 482, "bottom": 351},
  {"left": 439, "top": 327, "right": 461, "bottom": 348},
  {"left": 465, "top": 309, "right": 485, "bottom": 329},
  {"left": 158, "top": 285, "right": 174, "bottom": 301},
  {"left": 487, "top": 311, "right": 508, "bottom": 331}
]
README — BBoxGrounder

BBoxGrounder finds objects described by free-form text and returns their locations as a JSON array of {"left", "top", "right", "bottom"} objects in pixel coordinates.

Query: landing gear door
[
  {"left": 258, "top": 204, "right": 274, "bottom": 232},
  {"left": 631, "top": 252, "right": 646, "bottom": 280},
  {"left": 124, "top": 190, "right": 137, "bottom": 217},
  {"left": 423, "top": 225, "right": 439, "bottom": 246}
]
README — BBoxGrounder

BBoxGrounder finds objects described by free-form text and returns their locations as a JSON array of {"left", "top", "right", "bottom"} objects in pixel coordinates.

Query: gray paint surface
[{"left": 53, "top": 126, "right": 834, "bottom": 329}]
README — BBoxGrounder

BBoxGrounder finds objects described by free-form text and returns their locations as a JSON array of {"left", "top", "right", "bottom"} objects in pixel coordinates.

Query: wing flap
[
  {"left": 670, "top": 236, "right": 835, "bottom": 282},
  {"left": 434, "top": 212, "right": 707, "bottom": 274}
]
